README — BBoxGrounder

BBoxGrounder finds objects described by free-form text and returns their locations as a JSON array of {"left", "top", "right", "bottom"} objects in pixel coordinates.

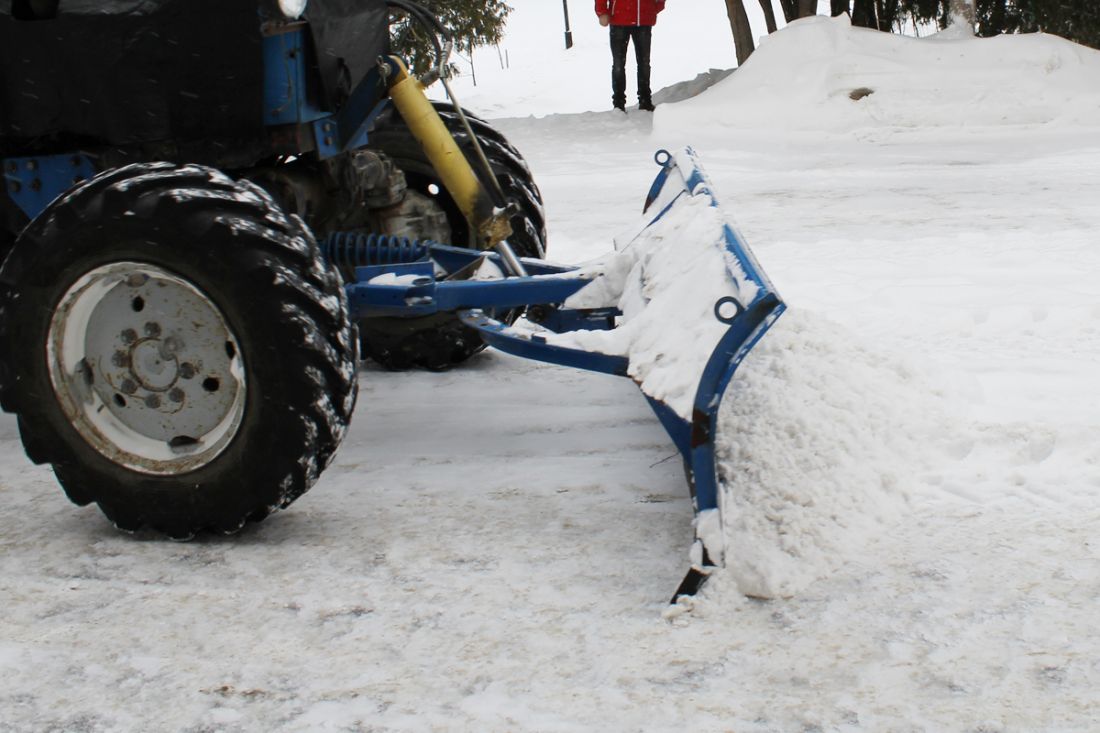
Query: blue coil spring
[{"left": 322, "top": 232, "right": 431, "bottom": 268}]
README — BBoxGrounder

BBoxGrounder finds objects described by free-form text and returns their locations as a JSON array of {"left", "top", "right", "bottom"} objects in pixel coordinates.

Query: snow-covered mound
[
  {"left": 713, "top": 309, "right": 966, "bottom": 599},
  {"left": 657, "top": 15, "right": 1100, "bottom": 136}
]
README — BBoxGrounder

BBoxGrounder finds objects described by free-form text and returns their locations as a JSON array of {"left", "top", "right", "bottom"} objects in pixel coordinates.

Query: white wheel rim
[{"left": 47, "top": 262, "right": 247, "bottom": 475}]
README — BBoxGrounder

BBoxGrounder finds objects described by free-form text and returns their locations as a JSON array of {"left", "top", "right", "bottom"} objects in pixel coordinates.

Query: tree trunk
[
  {"left": 777, "top": 0, "right": 816, "bottom": 22},
  {"left": 875, "top": 0, "right": 899, "bottom": 31},
  {"left": 777, "top": 0, "right": 797, "bottom": 23},
  {"left": 757, "top": 0, "right": 778, "bottom": 33},
  {"left": 850, "top": 0, "right": 875, "bottom": 27},
  {"left": 831, "top": 0, "right": 849, "bottom": 17},
  {"left": 724, "top": 0, "right": 756, "bottom": 65}
]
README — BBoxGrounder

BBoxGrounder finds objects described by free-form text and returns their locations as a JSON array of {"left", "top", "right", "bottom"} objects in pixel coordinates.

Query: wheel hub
[
  {"left": 129, "top": 335, "right": 179, "bottom": 391},
  {"left": 48, "top": 262, "right": 247, "bottom": 475}
]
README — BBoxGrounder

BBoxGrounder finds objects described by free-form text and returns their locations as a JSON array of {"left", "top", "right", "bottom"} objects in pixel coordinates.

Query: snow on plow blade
[{"left": 460, "top": 148, "right": 786, "bottom": 601}]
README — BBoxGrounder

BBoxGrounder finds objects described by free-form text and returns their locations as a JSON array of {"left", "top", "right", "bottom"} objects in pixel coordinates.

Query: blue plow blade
[
  {"left": 340, "top": 147, "right": 785, "bottom": 601},
  {"left": 458, "top": 147, "right": 787, "bottom": 602}
]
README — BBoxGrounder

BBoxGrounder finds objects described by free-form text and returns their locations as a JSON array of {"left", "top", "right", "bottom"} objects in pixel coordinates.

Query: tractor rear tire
[
  {"left": 360, "top": 103, "right": 547, "bottom": 371},
  {"left": 0, "top": 162, "right": 358, "bottom": 538}
]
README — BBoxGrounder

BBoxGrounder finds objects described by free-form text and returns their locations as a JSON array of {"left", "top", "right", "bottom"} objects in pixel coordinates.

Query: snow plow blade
[{"left": 457, "top": 148, "right": 787, "bottom": 601}]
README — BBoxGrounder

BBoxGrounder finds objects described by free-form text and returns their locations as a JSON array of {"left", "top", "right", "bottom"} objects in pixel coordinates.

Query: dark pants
[{"left": 610, "top": 25, "right": 652, "bottom": 109}]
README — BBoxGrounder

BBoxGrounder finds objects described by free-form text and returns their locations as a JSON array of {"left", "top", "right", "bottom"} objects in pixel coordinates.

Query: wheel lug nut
[
  {"left": 126, "top": 273, "right": 149, "bottom": 287},
  {"left": 169, "top": 388, "right": 185, "bottom": 403},
  {"left": 161, "top": 336, "right": 182, "bottom": 358},
  {"left": 145, "top": 394, "right": 161, "bottom": 409},
  {"left": 111, "top": 350, "right": 130, "bottom": 368},
  {"left": 120, "top": 378, "right": 138, "bottom": 395},
  {"left": 144, "top": 322, "right": 162, "bottom": 338},
  {"left": 120, "top": 328, "right": 137, "bottom": 344},
  {"left": 179, "top": 363, "right": 196, "bottom": 379}
]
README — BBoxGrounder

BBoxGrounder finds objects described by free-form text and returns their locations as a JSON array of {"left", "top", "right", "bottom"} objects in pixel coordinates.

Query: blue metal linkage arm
[
  {"left": 336, "top": 237, "right": 595, "bottom": 320},
  {"left": 346, "top": 270, "right": 595, "bottom": 318},
  {"left": 458, "top": 310, "right": 630, "bottom": 377}
]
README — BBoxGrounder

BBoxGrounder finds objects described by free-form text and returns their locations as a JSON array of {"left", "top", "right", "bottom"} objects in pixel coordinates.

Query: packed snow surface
[{"left": 4, "top": 12, "right": 1100, "bottom": 732}]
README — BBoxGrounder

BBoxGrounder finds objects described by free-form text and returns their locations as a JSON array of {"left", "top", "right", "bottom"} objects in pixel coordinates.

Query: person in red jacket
[{"left": 596, "top": 0, "right": 666, "bottom": 112}]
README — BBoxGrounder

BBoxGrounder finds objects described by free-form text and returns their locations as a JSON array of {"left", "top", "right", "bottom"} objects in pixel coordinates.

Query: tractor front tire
[
  {"left": 0, "top": 163, "right": 357, "bottom": 537},
  {"left": 360, "top": 103, "right": 547, "bottom": 371}
]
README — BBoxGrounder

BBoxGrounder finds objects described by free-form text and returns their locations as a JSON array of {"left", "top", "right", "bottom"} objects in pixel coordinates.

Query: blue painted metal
[
  {"left": 331, "top": 67, "right": 387, "bottom": 153},
  {"left": 642, "top": 149, "right": 675, "bottom": 213},
  {"left": 262, "top": 27, "right": 329, "bottom": 126},
  {"left": 312, "top": 118, "right": 342, "bottom": 158},
  {"left": 344, "top": 264, "right": 594, "bottom": 319},
  {"left": 261, "top": 28, "right": 387, "bottom": 157},
  {"left": 310, "top": 63, "right": 391, "bottom": 160},
  {"left": 2, "top": 154, "right": 97, "bottom": 221},
  {"left": 643, "top": 395, "right": 693, "bottom": 469},
  {"left": 458, "top": 310, "right": 630, "bottom": 377},
  {"left": 673, "top": 148, "right": 785, "bottom": 518},
  {"left": 527, "top": 306, "right": 619, "bottom": 333},
  {"left": 688, "top": 296, "right": 785, "bottom": 513},
  {"left": 636, "top": 148, "right": 786, "bottom": 522}
]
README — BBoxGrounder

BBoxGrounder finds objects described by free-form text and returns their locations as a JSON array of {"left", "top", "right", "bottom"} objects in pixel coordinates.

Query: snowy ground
[{"left": 4, "top": 13, "right": 1100, "bottom": 733}]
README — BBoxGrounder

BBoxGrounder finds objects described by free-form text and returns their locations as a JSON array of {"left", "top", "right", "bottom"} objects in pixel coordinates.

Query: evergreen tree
[
  {"left": 984, "top": 0, "right": 1100, "bottom": 48},
  {"left": 890, "top": 0, "right": 1100, "bottom": 48},
  {"left": 389, "top": 1, "right": 512, "bottom": 76}
]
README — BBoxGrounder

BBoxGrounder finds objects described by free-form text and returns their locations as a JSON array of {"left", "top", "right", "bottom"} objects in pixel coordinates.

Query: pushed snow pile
[
  {"left": 713, "top": 308, "right": 963, "bottom": 599},
  {"left": 657, "top": 14, "right": 1100, "bottom": 136},
  {"left": 550, "top": 191, "right": 758, "bottom": 420}
]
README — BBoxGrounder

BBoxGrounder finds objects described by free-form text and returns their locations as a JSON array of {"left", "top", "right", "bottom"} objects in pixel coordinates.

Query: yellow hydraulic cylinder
[{"left": 386, "top": 59, "right": 512, "bottom": 250}]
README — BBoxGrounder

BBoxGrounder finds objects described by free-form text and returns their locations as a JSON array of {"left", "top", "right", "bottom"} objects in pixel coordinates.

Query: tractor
[{"left": 0, "top": 0, "right": 785, "bottom": 600}]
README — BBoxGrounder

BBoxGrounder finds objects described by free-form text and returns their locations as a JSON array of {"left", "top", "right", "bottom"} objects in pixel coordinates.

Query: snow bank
[
  {"left": 656, "top": 15, "right": 1100, "bottom": 137},
  {"left": 713, "top": 309, "right": 966, "bottom": 599}
]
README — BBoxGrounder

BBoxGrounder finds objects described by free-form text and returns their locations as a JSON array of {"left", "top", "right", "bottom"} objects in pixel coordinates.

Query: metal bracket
[{"left": 2, "top": 154, "right": 97, "bottom": 221}]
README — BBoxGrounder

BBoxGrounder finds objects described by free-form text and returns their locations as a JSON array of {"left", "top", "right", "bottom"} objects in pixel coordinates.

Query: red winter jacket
[{"left": 595, "top": 0, "right": 665, "bottom": 27}]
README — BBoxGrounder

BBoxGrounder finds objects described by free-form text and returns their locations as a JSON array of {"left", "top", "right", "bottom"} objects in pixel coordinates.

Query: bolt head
[{"left": 161, "top": 336, "right": 182, "bottom": 357}]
